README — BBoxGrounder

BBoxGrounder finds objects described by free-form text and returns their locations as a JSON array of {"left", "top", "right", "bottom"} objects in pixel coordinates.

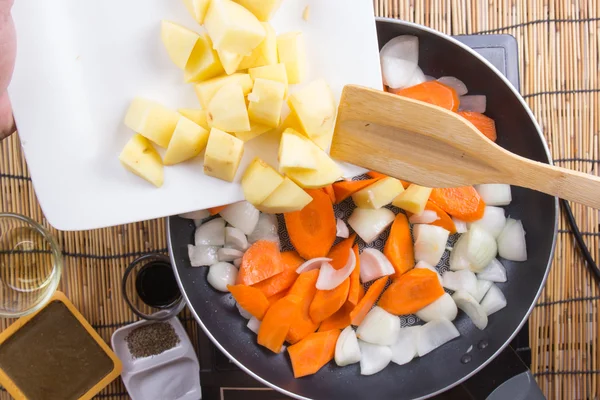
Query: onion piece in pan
[
  {"left": 472, "top": 279, "right": 493, "bottom": 303},
  {"left": 248, "top": 213, "right": 280, "bottom": 245},
  {"left": 452, "top": 290, "right": 488, "bottom": 330},
  {"left": 409, "top": 210, "right": 440, "bottom": 224},
  {"left": 468, "top": 206, "right": 506, "bottom": 239},
  {"left": 233, "top": 258, "right": 242, "bottom": 268},
  {"left": 195, "top": 217, "right": 226, "bottom": 246},
  {"left": 442, "top": 270, "right": 478, "bottom": 297},
  {"left": 477, "top": 259, "right": 507, "bottom": 283},
  {"left": 218, "top": 248, "right": 244, "bottom": 262},
  {"left": 413, "top": 224, "right": 450, "bottom": 266},
  {"left": 296, "top": 257, "right": 332, "bottom": 274},
  {"left": 415, "top": 292, "right": 458, "bottom": 322},
  {"left": 404, "top": 66, "right": 426, "bottom": 88},
  {"left": 481, "top": 284, "right": 507, "bottom": 316},
  {"left": 236, "top": 302, "right": 252, "bottom": 320},
  {"left": 207, "top": 262, "right": 238, "bottom": 292},
  {"left": 336, "top": 218, "right": 350, "bottom": 238},
  {"left": 335, "top": 326, "right": 362, "bottom": 367},
  {"left": 452, "top": 217, "right": 468, "bottom": 234},
  {"left": 316, "top": 249, "right": 356, "bottom": 290},
  {"left": 220, "top": 201, "right": 260, "bottom": 235},
  {"left": 359, "top": 248, "right": 395, "bottom": 283},
  {"left": 225, "top": 227, "right": 249, "bottom": 251},
  {"left": 458, "top": 95, "right": 487, "bottom": 113},
  {"left": 437, "top": 76, "right": 468, "bottom": 96},
  {"left": 188, "top": 244, "right": 219, "bottom": 267},
  {"left": 416, "top": 319, "right": 460, "bottom": 357},
  {"left": 390, "top": 326, "right": 420, "bottom": 365},
  {"left": 247, "top": 317, "right": 261, "bottom": 334},
  {"left": 474, "top": 184, "right": 512, "bottom": 206},
  {"left": 348, "top": 208, "right": 395, "bottom": 244},
  {"left": 497, "top": 218, "right": 527, "bottom": 262},
  {"left": 449, "top": 226, "right": 497, "bottom": 272},
  {"left": 356, "top": 306, "right": 400, "bottom": 346},
  {"left": 179, "top": 209, "right": 210, "bottom": 220},
  {"left": 358, "top": 340, "right": 393, "bottom": 376},
  {"left": 380, "top": 35, "right": 419, "bottom": 89}
]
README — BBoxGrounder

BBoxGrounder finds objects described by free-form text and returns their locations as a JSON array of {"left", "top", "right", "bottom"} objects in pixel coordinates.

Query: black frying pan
[{"left": 168, "top": 19, "right": 557, "bottom": 400}]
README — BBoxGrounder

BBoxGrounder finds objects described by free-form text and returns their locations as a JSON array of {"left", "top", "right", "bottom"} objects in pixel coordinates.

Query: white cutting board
[{"left": 8, "top": 0, "right": 381, "bottom": 231}]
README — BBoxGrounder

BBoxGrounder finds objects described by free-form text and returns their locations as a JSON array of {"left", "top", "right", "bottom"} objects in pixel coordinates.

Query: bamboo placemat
[{"left": 0, "top": 0, "right": 599, "bottom": 399}]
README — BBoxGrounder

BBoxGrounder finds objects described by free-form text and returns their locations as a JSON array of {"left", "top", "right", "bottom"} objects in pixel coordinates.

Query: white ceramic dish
[
  {"left": 8, "top": 0, "right": 381, "bottom": 231},
  {"left": 111, "top": 317, "right": 201, "bottom": 400}
]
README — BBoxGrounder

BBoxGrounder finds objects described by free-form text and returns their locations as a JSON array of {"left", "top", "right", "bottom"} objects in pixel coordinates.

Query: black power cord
[{"left": 560, "top": 199, "right": 600, "bottom": 284}]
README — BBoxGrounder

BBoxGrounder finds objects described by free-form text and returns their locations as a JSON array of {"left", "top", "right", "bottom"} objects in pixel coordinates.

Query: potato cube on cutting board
[
  {"left": 163, "top": 116, "right": 209, "bottom": 165},
  {"left": 393, "top": 184, "right": 433, "bottom": 214},
  {"left": 207, "top": 83, "right": 251, "bottom": 132},
  {"left": 204, "top": 0, "right": 266, "bottom": 55},
  {"left": 184, "top": 34, "right": 224, "bottom": 83},
  {"left": 258, "top": 177, "right": 312, "bottom": 214},
  {"left": 352, "top": 177, "right": 405, "bottom": 209},
  {"left": 241, "top": 158, "right": 284, "bottom": 205},
  {"left": 248, "top": 78, "right": 285, "bottom": 128},
  {"left": 195, "top": 73, "right": 253, "bottom": 108},
  {"left": 248, "top": 63, "right": 288, "bottom": 95},
  {"left": 277, "top": 32, "right": 306, "bottom": 84},
  {"left": 178, "top": 109, "right": 209, "bottom": 130},
  {"left": 217, "top": 49, "right": 244, "bottom": 75},
  {"left": 234, "top": 0, "right": 283, "bottom": 21},
  {"left": 238, "top": 23, "right": 278, "bottom": 70},
  {"left": 119, "top": 134, "right": 164, "bottom": 187},
  {"left": 278, "top": 129, "right": 318, "bottom": 171},
  {"left": 234, "top": 123, "right": 272, "bottom": 142},
  {"left": 160, "top": 21, "right": 200, "bottom": 70},
  {"left": 124, "top": 98, "right": 179, "bottom": 148},
  {"left": 288, "top": 79, "right": 336, "bottom": 138},
  {"left": 204, "top": 128, "right": 245, "bottom": 182},
  {"left": 183, "top": 0, "right": 211, "bottom": 24}
]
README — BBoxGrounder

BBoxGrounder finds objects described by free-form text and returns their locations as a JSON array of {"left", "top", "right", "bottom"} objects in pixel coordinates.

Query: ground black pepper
[{"left": 125, "top": 322, "right": 180, "bottom": 358}]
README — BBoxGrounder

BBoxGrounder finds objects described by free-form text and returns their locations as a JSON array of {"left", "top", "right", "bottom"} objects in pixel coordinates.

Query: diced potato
[
  {"left": 183, "top": 0, "right": 211, "bottom": 24},
  {"left": 207, "top": 83, "right": 251, "bottom": 132},
  {"left": 288, "top": 79, "right": 336, "bottom": 138},
  {"left": 119, "top": 134, "right": 164, "bottom": 187},
  {"left": 311, "top": 129, "right": 334, "bottom": 151},
  {"left": 278, "top": 129, "right": 318, "bottom": 171},
  {"left": 204, "top": 0, "right": 266, "bottom": 55},
  {"left": 234, "top": 0, "right": 283, "bottom": 21},
  {"left": 258, "top": 177, "right": 312, "bottom": 213},
  {"left": 178, "top": 109, "right": 209, "bottom": 130},
  {"left": 277, "top": 32, "right": 306, "bottom": 84},
  {"left": 352, "top": 177, "right": 405, "bottom": 209},
  {"left": 217, "top": 49, "right": 244, "bottom": 75},
  {"left": 204, "top": 128, "right": 245, "bottom": 182},
  {"left": 164, "top": 116, "right": 210, "bottom": 165},
  {"left": 238, "top": 23, "right": 278, "bottom": 70},
  {"left": 392, "top": 184, "right": 433, "bottom": 214},
  {"left": 234, "top": 123, "right": 272, "bottom": 142},
  {"left": 184, "top": 34, "right": 224, "bottom": 83},
  {"left": 278, "top": 111, "right": 305, "bottom": 135},
  {"left": 248, "top": 63, "right": 288, "bottom": 95},
  {"left": 281, "top": 129, "right": 342, "bottom": 188},
  {"left": 195, "top": 73, "right": 253, "bottom": 108},
  {"left": 241, "top": 158, "right": 284, "bottom": 205},
  {"left": 124, "top": 98, "right": 179, "bottom": 148},
  {"left": 248, "top": 78, "right": 285, "bottom": 128},
  {"left": 160, "top": 21, "right": 200, "bottom": 70}
]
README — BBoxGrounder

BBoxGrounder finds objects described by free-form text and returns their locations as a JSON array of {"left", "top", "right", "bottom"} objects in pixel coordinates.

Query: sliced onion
[
  {"left": 195, "top": 217, "right": 226, "bottom": 246},
  {"left": 424, "top": 75, "right": 437, "bottom": 81},
  {"left": 225, "top": 227, "right": 249, "bottom": 251},
  {"left": 390, "top": 326, "right": 420, "bottom": 365},
  {"left": 236, "top": 302, "right": 252, "bottom": 319},
  {"left": 296, "top": 257, "right": 332, "bottom": 274},
  {"left": 437, "top": 76, "right": 468, "bottom": 96},
  {"left": 248, "top": 213, "right": 280, "bottom": 246},
  {"left": 380, "top": 35, "right": 419, "bottom": 63},
  {"left": 335, "top": 326, "right": 362, "bottom": 367},
  {"left": 317, "top": 250, "right": 356, "bottom": 290},
  {"left": 414, "top": 261, "right": 442, "bottom": 284},
  {"left": 348, "top": 208, "right": 395, "bottom": 244},
  {"left": 458, "top": 95, "right": 487, "bottom": 113},
  {"left": 497, "top": 218, "right": 527, "bottom": 261},
  {"left": 359, "top": 248, "right": 395, "bottom": 283},
  {"left": 188, "top": 244, "right": 219, "bottom": 267},
  {"left": 481, "top": 284, "right": 507, "bottom": 315},
  {"left": 218, "top": 247, "right": 244, "bottom": 262},
  {"left": 247, "top": 316, "right": 261, "bottom": 334},
  {"left": 404, "top": 66, "right": 426, "bottom": 88},
  {"left": 416, "top": 319, "right": 460, "bottom": 357},
  {"left": 356, "top": 306, "right": 400, "bottom": 346},
  {"left": 474, "top": 184, "right": 512, "bottom": 206},
  {"left": 449, "top": 226, "right": 497, "bottom": 272},
  {"left": 179, "top": 209, "right": 210, "bottom": 220},
  {"left": 381, "top": 57, "right": 419, "bottom": 89},
  {"left": 336, "top": 218, "right": 350, "bottom": 238},
  {"left": 452, "top": 217, "right": 468, "bottom": 234},
  {"left": 416, "top": 293, "right": 457, "bottom": 322},
  {"left": 233, "top": 258, "right": 242, "bottom": 268},
  {"left": 468, "top": 206, "right": 506, "bottom": 239},
  {"left": 413, "top": 224, "right": 450, "bottom": 266},
  {"left": 477, "top": 259, "right": 507, "bottom": 283},
  {"left": 358, "top": 340, "right": 392, "bottom": 376},
  {"left": 442, "top": 270, "right": 478, "bottom": 296},
  {"left": 207, "top": 262, "right": 238, "bottom": 292},
  {"left": 409, "top": 210, "right": 440, "bottom": 224},
  {"left": 220, "top": 201, "right": 260, "bottom": 235},
  {"left": 452, "top": 290, "right": 488, "bottom": 330},
  {"left": 472, "top": 279, "right": 493, "bottom": 303},
  {"left": 193, "top": 219, "right": 203, "bottom": 228}
]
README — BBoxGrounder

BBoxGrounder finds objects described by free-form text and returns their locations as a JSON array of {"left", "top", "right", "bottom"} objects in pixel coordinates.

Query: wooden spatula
[{"left": 330, "top": 85, "right": 600, "bottom": 209}]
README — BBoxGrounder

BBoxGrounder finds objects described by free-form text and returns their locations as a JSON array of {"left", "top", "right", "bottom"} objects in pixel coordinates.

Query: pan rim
[{"left": 168, "top": 18, "right": 559, "bottom": 400}]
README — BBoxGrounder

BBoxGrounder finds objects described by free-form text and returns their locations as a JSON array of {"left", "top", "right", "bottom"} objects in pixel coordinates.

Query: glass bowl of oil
[{"left": 0, "top": 213, "right": 62, "bottom": 318}]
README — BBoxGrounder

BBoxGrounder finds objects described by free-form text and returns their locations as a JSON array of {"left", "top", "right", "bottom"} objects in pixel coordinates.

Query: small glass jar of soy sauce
[{"left": 122, "top": 254, "right": 185, "bottom": 321}]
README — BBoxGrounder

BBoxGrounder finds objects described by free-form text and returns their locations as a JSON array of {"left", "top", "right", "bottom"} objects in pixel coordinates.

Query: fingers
[
  {"left": 0, "top": 91, "right": 14, "bottom": 139},
  {"left": 0, "top": 1, "right": 16, "bottom": 139}
]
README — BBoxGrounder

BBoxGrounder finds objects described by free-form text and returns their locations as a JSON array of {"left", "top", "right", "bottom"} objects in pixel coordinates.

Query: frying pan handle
[{"left": 486, "top": 371, "right": 545, "bottom": 400}]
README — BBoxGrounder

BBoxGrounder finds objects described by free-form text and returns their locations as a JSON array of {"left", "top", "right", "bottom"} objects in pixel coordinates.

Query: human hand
[{"left": 0, "top": 0, "right": 16, "bottom": 140}]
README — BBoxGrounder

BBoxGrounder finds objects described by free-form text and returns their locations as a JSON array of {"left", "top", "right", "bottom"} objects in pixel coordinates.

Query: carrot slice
[
  {"left": 357, "top": 284, "right": 365, "bottom": 303},
  {"left": 366, "top": 172, "right": 410, "bottom": 188},
  {"left": 331, "top": 179, "right": 380, "bottom": 204},
  {"left": 384, "top": 214, "right": 415, "bottom": 277},
  {"left": 429, "top": 187, "right": 486, "bottom": 222},
  {"left": 349, "top": 276, "right": 388, "bottom": 326},
  {"left": 287, "top": 270, "right": 320, "bottom": 344},
  {"left": 258, "top": 294, "right": 301, "bottom": 353},
  {"left": 458, "top": 111, "right": 497, "bottom": 142},
  {"left": 423, "top": 201, "right": 457, "bottom": 233},
  {"left": 391, "top": 81, "right": 460, "bottom": 112},
  {"left": 288, "top": 329, "right": 341, "bottom": 378},
  {"left": 267, "top": 290, "right": 288, "bottom": 306},
  {"left": 318, "top": 302, "right": 354, "bottom": 332},
  {"left": 347, "top": 245, "right": 362, "bottom": 305},
  {"left": 378, "top": 268, "right": 445, "bottom": 315},
  {"left": 322, "top": 184, "right": 336, "bottom": 204},
  {"left": 227, "top": 285, "right": 270, "bottom": 320},
  {"left": 326, "top": 234, "right": 356, "bottom": 270},
  {"left": 309, "top": 278, "right": 350, "bottom": 323},
  {"left": 208, "top": 205, "right": 227, "bottom": 215},
  {"left": 237, "top": 240, "right": 284, "bottom": 286},
  {"left": 284, "top": 189, "right": 336, "bottom": 259},
  {"left": 252, "top": 251, "right": 303, "bottom": 297}
]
